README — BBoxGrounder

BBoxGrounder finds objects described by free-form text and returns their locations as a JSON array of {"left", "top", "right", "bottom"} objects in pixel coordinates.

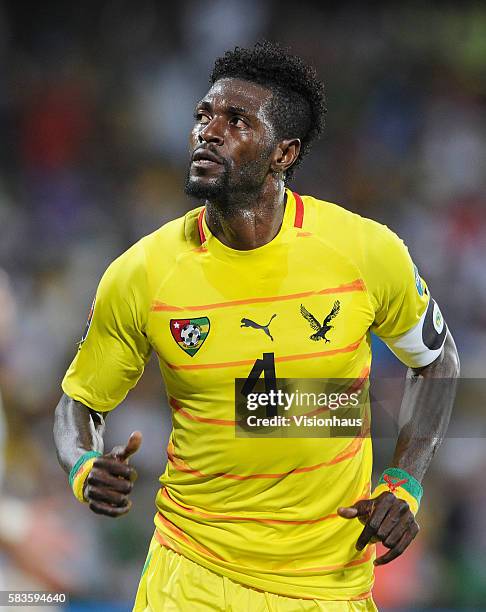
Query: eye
[
  {"left": 229, "top": 116, "right": 247, "bottom": 128},
  {"left": 195, "top": 111, "right": 210, "bottom": 125}
]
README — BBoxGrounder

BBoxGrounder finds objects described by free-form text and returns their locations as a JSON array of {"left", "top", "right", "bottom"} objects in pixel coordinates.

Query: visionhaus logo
[{"left": 245, "top": 412, "right": 363, "bottom": 429}]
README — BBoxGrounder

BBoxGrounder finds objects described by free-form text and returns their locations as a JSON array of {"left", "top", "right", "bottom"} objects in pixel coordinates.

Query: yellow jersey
[{"left": 62, "top": 190, "right": 430, "bottom": 600}]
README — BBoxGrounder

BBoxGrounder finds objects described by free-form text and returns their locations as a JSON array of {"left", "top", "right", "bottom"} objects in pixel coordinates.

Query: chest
[{"left": 146, "top": 239, "right": 374, "bottom": 394}]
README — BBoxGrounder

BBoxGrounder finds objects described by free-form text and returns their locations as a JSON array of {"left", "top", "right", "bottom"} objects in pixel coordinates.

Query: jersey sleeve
[
  {"left": 61, "top": 241, "right": 152, "bottom": 411},
  {"left": 363, "top": 222, "right": 447, "bottom": 368}
]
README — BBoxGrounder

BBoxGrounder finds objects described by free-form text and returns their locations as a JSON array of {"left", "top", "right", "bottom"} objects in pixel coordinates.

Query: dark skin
[
  {"left": 338, "top": 330, "right": 459, "bottom": 565},
  {"left": 185, "top": 78, "right": 300, "bottom": 249},
  {"left": 54, "top": 78, "right": 460, "bottom": 565},
  {"left": 54, "top": 394, "right": 141, "bottom": 517}
]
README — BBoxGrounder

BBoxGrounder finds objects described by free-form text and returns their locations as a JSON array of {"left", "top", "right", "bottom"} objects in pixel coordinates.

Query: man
[{"left": 54, "top": 42, "right": 459, "bottom": 611}]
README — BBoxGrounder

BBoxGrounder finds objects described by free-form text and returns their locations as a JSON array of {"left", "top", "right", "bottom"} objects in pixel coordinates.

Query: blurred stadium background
[{"left": 0, "top": 1, "right": 485, "bottom": 610}]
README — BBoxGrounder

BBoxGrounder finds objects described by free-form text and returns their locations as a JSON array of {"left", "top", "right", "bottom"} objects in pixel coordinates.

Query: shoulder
[
  {"left": 301, "top": 193, "right": 394, "bottom": 241},
  {"left": 106, "top": 205, "right": 204, "bottom": 279},
  {"left": 91, "top": 207, "right": 200, "bottom": 312},
  {"left": 139, "top": 206, "right": 204, "bottom": 263},
  {"left": 299, "top": 193, "right": 403, "bottom": 265}
]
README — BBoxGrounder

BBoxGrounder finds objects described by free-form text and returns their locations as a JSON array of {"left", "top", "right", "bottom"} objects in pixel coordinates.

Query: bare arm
[
  {"left": 339, "top": 330, "right": 460, "bottom": 564},
  {"left": 54, "top": 393, "right": 106, "bottom": 474},
  {"left": 393, "top": 330, "right": 460, "bottom": 480},
  {"left": 54, "top": 393, "right": 141, "bottom": 517}
]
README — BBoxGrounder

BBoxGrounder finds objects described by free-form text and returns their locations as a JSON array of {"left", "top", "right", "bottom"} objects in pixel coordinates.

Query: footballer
[{"left": 54, "top": 42, "right": 459, "bottom": 611}]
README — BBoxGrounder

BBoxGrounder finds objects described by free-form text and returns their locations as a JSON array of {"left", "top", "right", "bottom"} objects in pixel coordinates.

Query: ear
[{"left": 270, "top": 138, "right": 301, "bottom": 174}]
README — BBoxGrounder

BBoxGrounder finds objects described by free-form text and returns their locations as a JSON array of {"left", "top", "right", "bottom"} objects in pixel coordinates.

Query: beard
[
  {"left": 184, "top": 151, "right": 272, "bottom": 211},
  {"left": 184, "top": 158, "right": 231, "bottom": 202}
]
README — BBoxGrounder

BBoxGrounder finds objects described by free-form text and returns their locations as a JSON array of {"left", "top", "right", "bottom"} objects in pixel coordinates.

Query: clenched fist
[{"left": 84, "top": 431, "right": 142, "bottom": 517}]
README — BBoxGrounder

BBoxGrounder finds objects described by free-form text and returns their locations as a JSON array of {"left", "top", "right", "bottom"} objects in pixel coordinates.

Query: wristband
[
  {"left": 69, "top": 451, "right": 102, "bottom": 503},
  {"left": 372, "top": 467, "right": 423, "bottom": 516}
]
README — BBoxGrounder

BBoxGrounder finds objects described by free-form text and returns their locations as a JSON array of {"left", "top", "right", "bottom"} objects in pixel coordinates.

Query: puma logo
[{"left": 241, "top": 314, "right": 277, "bottom": 341}]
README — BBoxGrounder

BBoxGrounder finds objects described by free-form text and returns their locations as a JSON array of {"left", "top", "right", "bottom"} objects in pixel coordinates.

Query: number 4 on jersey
[{"left": 241, "top": 353, "right": 277, "bottom": 418}]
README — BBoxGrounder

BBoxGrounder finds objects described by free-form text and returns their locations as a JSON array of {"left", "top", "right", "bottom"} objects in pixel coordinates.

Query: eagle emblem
[{"left": 300, "top": 300, "right": 340, "bottom": 342}]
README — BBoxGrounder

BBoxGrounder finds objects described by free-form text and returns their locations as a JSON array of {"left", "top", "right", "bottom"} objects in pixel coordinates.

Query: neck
[{"left": 205, "top": 179, "right": 286, "bottom": 250}]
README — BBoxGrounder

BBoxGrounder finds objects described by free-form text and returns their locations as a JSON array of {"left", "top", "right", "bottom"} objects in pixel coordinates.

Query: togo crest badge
[{"left": 170, "top": 317, "right": 210, "bottom": 356}]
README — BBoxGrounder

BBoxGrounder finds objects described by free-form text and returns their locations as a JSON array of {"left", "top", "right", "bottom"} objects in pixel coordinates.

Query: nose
[{"left": 198, "top": 117, "right": 224, "bottom": 146}]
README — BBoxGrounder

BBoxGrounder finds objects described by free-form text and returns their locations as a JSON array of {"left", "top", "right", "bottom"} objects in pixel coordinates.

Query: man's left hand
[{"left": 337, "top": 492, "right": 419, "bottom": 565}]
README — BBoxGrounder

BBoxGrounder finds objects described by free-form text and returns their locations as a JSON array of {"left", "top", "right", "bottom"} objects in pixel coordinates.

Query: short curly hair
[{"left": 210, "top": 41, "right": 326, "bottom": 180}]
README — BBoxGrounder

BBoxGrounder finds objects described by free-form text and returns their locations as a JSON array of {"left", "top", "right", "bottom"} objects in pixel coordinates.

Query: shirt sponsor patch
[
  {"left": 433, "top": 302, "right": 444, "bottom": 334},
  {"left": 413, "top": 264, "right": 424, "bottom": 296}
]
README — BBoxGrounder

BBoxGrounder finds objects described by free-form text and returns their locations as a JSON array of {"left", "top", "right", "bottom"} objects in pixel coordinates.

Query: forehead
[{"left": 201, "top": 78, "right": 273, "bottom": 117}]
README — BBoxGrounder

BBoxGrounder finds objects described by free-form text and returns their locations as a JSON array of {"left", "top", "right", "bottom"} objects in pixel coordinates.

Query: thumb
[
  {"left": 110, "top": 431, "right": 143, "bottom": 462},
  {"left": 337, "top": 499, "right": 373, "bottom": 519},
  {"left": 337, "top": 506, "right": 358, "bottom": 519}
]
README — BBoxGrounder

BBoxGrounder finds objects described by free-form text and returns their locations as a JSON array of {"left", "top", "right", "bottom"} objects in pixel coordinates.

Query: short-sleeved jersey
[{"left": 62, "top": 190, "right": 439, "bottom": 601}]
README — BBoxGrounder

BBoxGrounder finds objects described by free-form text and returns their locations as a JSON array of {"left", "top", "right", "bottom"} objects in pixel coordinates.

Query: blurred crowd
[{"left": 0, "top": 1, "right": 485, "bottom": 609}]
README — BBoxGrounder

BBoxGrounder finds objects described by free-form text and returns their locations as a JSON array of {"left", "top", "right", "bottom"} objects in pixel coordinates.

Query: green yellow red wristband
[
  {"left": 69, "top": 451, "right": 102, "bottom": 503},
  {"left": 372, "top": 467, "right": 423, "bottom": 516}
]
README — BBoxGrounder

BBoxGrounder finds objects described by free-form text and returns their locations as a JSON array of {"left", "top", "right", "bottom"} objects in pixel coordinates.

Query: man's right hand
[{"left": 84, "top": 431, "right": 142, "bottom": 517}]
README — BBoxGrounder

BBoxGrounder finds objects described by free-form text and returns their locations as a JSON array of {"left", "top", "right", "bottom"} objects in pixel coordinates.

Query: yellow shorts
[{"left": 133, "top": 533, "right": 377, "bottom": 612}]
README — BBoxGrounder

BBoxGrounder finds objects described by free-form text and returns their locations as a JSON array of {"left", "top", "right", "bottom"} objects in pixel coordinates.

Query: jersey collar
[{"left": 197, "top": 189, "right": 304, "bottom": 249}]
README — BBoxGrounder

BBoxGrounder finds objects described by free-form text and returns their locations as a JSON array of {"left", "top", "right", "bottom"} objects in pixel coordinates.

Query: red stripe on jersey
[
  {"left": 159, "top": 480, "right": 371, "bottom": 525},
  {"left": 150, "top": 279, "right": 365, "bottom": 312},
  {"left": 169, "top": 397, "right": 236, "bottom": 426},
  {"left": 156, "top": 513, "right": 225, "bottom": 561},
  {"left": 293, "top": 192, "right": 304, "bottom": 228},
  {"left": 166, "top": 427, "right": 368, "bottom": 480},
  {"left": 292, "top": 545, "right": 373, "bottom": 573},
  {"left": 166, "top": 335, "right": 365, "bottom": 371},
  {"left": 169, "top": 367, "right": 368, "bottom": 426},
  {"left": 160, "top": 488, "right": 337, "bottom": 525},
  {"left": 197, "top": 208, "right": 206, "bottom": 244},
  {"left": 154, "top": 529, "right": 180, "bottom": 552}
]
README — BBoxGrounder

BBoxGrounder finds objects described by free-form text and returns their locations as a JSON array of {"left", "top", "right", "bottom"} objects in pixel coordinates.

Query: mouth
[{"left": 191, "top": 148, "right": 223, "bottom": 168}]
